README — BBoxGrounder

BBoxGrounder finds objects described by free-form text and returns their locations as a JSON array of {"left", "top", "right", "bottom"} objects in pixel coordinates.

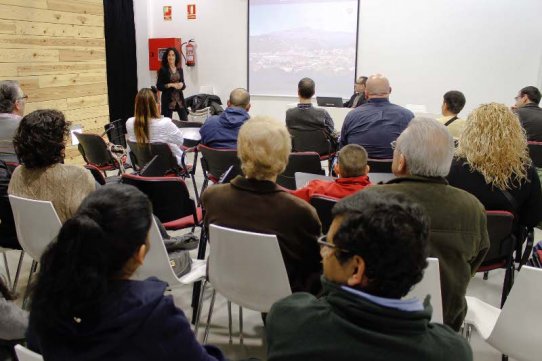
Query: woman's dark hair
[
  {"left": 29, "top": 184, "right": 153, "bottom": 334},
  {"left": 13, "top": 109, "right": 70, "bottom": 169},
  {"left": 331, "top": 187, "right": 429, "bottom": 298},
  {"left": 160, "top": 47, "right": 181, "bottom": 69}
]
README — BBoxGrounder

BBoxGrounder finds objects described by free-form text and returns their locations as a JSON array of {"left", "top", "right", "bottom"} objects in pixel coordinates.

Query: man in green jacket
[
  {"left": 384, "top": 117, "right": 489, "bottom": 331},
  {"left": 266, "top": 187, "right": 472, "bottom": 361}
]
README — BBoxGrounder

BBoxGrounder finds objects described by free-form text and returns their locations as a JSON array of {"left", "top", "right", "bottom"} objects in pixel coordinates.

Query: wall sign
[
  {"left": 163, "top": 6, "right": 172, "bottom": 21},
  {"left": 187, "top": 4, "right": 196, "bottom": 20}
]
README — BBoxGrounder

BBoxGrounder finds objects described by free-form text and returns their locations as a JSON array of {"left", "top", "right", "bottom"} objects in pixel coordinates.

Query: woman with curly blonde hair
[{"left": 447, "top": 102, "right": 542, "bottom": 228}]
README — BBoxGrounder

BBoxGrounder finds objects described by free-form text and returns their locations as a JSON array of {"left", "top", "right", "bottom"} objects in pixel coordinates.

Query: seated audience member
[
  {"left": 285, "top": 77, "right": 337, "bottom": 146},
  {"left": 199, "top": 88, "right": 250, "bottom": 148},
  {"left": 343, "top": 76, "right": 368, "bottom": 108},
  {"left": 202, "top": 116, "right": 322, "bottom": 294},
  {"left": 266, "top": 187, "right": 472, "bottom": 361},
  {"left": 383, "top": 117, "right": 489, "bottom": 331},
  {"left": 340, "top": 74, "right": 414, "bottom": 159},
  {"left": 513, "top": 86, "right": 542, "bottom": 141},
  {"left": 448, "top": 103, "right": 542, "bottom": 230},
  {"left": 0, "top": 80, "right": 26, "bottom": 162},
  {"left": 27, "top": 185, "right": 224, "bottom": 361},
  {"left": 0, "top": 278, "right": 28, "bottom": 359},
  {"left": 8, "top": 109, "right": 95, "bottom": 223},
  {"left": 126, "top": 88, "right": 184, "bottom": 166},
  {"left": 437, "top": 90, "right": 466, "bottom": 139},
  {"left": 292, "top": 144, "right": 371, "bottom": 202}
]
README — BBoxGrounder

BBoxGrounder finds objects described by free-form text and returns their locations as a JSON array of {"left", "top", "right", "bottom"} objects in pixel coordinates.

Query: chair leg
[
  {"left": 465, "top": 324, "right": 472, "bottom": 342},
  {"left": 11, "top": 251, "right": 24, "bottom": 294},
  {"left": 22, "top": 260, "right": 37, "bottom": 310},
  {"left": 239, "top": 305, "right": 244, "bottom": 345},
  {"left": 501, "top": 262, "right": 515, "bottom": 307},
  {"left": 502, "top": 355, "right": 508, "bottom": 361},
  {"left": 193, "top": 279, "right": 207, "bottom": 335},
  {"left": 202, "top": 288, "right": 216, "bottom": 344},
  {"left": 2, "top": 252, "right": 11, "bottom": 287},
  {"left": 483, "top": 271, "right": 488, "bottom": 280},
  {"left": 228, "top": 300, "right": 233, "bottom": 344},
  {"left": 191, "top": 174, "right": 201, "bottom": 206}
]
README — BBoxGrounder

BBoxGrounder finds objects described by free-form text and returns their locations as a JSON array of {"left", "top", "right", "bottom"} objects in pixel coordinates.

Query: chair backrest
[
  {"left": 488, "top": 266, "right": 542, "bottom": 361},
  {"left": 367, "top": 158, "right": 393, "bottom": 173},
  {"left": 198, "top": 145, "right": 240, "bottom": 183},
  {"left": 8, "top": 195, "right": 62, "bottom": 261},
  {"left": 14, "top": 345, "right": 44, "bottom": 361},
  {"left": 74, "top": 132, "right": 113, "bottom": 166},
  {"left": 527, "top": 141, "right": 542, "bottom": 168},
  {"left": 481, "top": 211, "right": 515, "bottom": 269},
  {"left": 289, "top": 128, "right": 332, "bottom": 156},
  {"left": 309, "top": 194, "right": 338, "bottom": 234},
  {"left": 132, "top": 217, "right": 179, "bottom": 286},
  {"left": 84, "top": 164, "right": 106, "bottom": 185},
  {"left": 120, "top": 174, "right": 196, "bottom": 223},
  {"left": 277, "top": 152, "right": 324, "bottom": 190},
  {"left": 208, "top": 224, "right": 292, "bottom": 312},
  {"left": 403, "top": 258, "right": 443, "bottom": 323},
  {"left": 295, "top": 171, "right": 335, "bottom": 189},
  {"left": 138, "top": 155, "right": 163, "bottom": 177},
  {"left": 127, "top": 141, "right": 178, "bottom": 175},
  {"left": 368, "top": 172, "right": 395, "bottom": 184}
]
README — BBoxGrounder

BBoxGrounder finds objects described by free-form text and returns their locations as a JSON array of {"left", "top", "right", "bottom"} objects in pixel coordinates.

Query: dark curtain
[{"left": 103, "top": 0, "right": 137, "bottom": 145}]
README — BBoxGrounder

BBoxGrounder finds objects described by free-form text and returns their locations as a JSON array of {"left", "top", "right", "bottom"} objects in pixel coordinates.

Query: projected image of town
[{"left": 249, "top": 0, "right": 358, "bottom": 97}]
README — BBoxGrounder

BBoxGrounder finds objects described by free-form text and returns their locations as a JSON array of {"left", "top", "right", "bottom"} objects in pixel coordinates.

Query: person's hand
[{"left": 176, "top": 82, "right": 184, "bottom": 90}]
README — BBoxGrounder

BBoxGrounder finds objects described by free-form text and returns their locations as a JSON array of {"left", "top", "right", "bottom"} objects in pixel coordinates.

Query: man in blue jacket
[{"left": 199, "top": 88, "right": 250, "bottom": 149}]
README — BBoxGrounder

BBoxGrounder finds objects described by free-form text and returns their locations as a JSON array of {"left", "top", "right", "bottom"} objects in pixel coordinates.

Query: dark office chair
[
  {"left": 75, "top": 132, "right": 123, "bottom": 176},
  {"left": 289, "top": 128, "right": 337, "bottom": 174},
  {"left": 277, "top": 152, "right": 325, "bottom": 190},
  {"left": 309, "top": 194, "right": 339, "bottom": 234},
  {"left": 198, "top": 145, "right": 241, "bottom": 193}
]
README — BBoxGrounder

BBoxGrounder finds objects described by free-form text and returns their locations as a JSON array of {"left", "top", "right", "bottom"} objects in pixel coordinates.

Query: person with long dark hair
[
  {"left": 26, "top": 184, "right": 224, "bottom": 361},
  {"left": 156, "top": 47, "right": 188, "bottom": 121}
]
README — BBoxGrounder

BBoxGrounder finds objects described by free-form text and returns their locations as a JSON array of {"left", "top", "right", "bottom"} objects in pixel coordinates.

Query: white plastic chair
[
  {"left": 14, "top": 344, "right": 44, "bottom": 361},
  {"left": 131, "top": 218, "right": 206, "bottom": 288},
  {"left": 8, "top": 195, "right": 62, "bottom": 305},
  {"left": 403, "top": 257, "right": 443, "bottom": 323},
  {"left": 464, "top": 266, "right": 542, "bottom": 361},
  {"left": 196, "top": 224, "right": 292, "bottom": 344}
]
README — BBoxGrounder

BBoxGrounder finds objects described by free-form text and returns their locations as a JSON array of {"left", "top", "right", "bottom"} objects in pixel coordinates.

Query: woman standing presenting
[{"left": 156, "top": 47, "right": 187, "bottom": 121}]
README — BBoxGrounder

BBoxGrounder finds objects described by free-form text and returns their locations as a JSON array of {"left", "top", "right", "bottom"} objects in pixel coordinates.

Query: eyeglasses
[
  {"left": 514, "top": 95, "right": 522, "bottom": 101},
  {"left": 390, "top": 140, "right": 397, "bottom": 150},
  {"left": 317, "top": 235, "right": 353, "bottom": 257},
  {"left": 17, "top": 95, "right": 28, "bottom": 101}
]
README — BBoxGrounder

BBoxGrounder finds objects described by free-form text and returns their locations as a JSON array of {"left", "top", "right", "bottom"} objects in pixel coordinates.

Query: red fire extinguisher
[{"left": 184, "top": 39, "right": 196, "bottom": 67}]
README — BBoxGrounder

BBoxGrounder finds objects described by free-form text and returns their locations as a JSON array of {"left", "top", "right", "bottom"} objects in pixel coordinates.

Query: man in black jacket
[
  {"left": 514, "top": 86, "right": 542, "bottom": 141},
  {"left": 266, "top": 187, "right": 472, "bottom": 361},
  {"left": 343, "top": 76, "right": 367, "bottom": 108}
]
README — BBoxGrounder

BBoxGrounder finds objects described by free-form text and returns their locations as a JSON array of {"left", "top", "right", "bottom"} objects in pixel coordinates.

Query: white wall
[{"left": 134, "top": 0, "right": 542, "bottom": 120}]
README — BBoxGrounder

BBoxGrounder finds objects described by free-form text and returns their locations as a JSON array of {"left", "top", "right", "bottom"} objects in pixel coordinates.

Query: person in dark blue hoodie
[
  {"left": 26, "top": 184, "right": 225, "bottom": 361},
  {"left": 199, "top": 88, "right": 250, "bottom": 148}
]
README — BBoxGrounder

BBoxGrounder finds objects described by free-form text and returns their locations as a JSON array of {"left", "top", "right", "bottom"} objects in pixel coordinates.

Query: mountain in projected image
[{"left": 250, "top": 27, "right": 355, "bottom": 53}]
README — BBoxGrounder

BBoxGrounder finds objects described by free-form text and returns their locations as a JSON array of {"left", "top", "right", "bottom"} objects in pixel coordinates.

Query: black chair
[
  {"left": 121, "top": 174, "right": 202, "bottom": 231},
  {"left": 477, "top": 210, "right": 516, "bottom": 307},
  {"left": 197, "top": 145, "right": 241, "bottom": 193},
  {"left": 309, "top": 194, "right": 338, "bottom": 234},
  {"left": 289, "top": 128, "right": 337, "bottom": 174},
  {"left": 128, "top": 141, "right": 199, "bottom": 202},
  {"left": 75, "top": 132, "right": 122, "bottom": 176},
  {"left": 527, "top": 141, "right": 542, "bottom": 168},
  {"left": 367, "top": 158, "right": 393, "bottom": 173},
  {"left": 84, "top": 164, "right": 120, "bottom": 185},
  {"left": 277, "top": 152, "right": 325, "bottom": 190}
]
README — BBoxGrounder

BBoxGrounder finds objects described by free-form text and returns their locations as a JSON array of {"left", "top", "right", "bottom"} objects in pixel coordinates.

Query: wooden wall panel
[{"left": 0, "top": 0, "right": 109, "bottom": 164}]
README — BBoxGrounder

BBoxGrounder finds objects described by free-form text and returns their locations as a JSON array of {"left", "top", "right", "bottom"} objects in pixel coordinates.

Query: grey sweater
[{"left": 0, "top": 296, "right": 28, "bottom": 340}]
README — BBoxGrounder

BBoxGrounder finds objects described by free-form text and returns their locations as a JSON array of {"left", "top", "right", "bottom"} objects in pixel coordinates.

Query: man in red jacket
[{"left": 293, "top": 144, "right": 371, "bottom": 202}]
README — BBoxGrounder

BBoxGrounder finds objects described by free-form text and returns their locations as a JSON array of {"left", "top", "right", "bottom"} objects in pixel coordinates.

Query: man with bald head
[
  {"left": 199, "top": 88, "right": 251, "bottom": 148},
  {"left": 0, "top": 80, "right": 26, "bottom": 161},
  {"left": 382, "top": 118, "right": 489, "bottom": 331},
  {"left": 340, "top": 74, "right": 414, "bottom": 159}
]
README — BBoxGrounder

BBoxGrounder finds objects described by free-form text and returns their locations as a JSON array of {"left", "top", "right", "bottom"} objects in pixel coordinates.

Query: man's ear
[
  {"left": 246, "top": 104, "right": 251, "bottom": 112},
  {"left": 365, "top": 164, "right": 370, "bottom": 175},
  {"left": 346, "top": 255, "right": 365, "bottom": 287},
  {"left": 227, "top": 100, "right": 232, "bottom": 108},
  {"left": 397, "top": 154, "right": 406, "bottom": 174},
  {"left": 333, "top": 163, "right": 340, "bottom": 177},
  {"left": 388, "top": 87, "right": 392, "bottom": 94},
  {"left": 134, "top": 244, "right": 147, "bottom": 266}
]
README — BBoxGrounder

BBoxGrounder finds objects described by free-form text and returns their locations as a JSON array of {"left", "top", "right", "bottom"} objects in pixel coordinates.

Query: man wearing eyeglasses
[
  {"left": 343, "top": 76, "right": 367, "bottom": 108},
  {"left": 0, "top": 80, "right": 26, "bottom": 162},
  {"left": 266, "top": 187, "right": 472, "bottom": 361}
]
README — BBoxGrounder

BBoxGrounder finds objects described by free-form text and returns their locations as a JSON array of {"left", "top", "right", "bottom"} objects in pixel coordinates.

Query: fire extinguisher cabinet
[{"left": 148, "top": 38, "right": 182, "bottom": 71}]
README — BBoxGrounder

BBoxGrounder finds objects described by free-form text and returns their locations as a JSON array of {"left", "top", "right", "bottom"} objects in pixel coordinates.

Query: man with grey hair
[
  {"left": 0, "top": 80, "right": 26, "bottom": 161},
  {"left": 383, "top": 117, "right": 489, "bottom": 331},
  {"left": 340, "top": 74, "right": 413, "bottom": 158},
  {"left": 199, "top": 88, "right": 251, "bottom": 148}
]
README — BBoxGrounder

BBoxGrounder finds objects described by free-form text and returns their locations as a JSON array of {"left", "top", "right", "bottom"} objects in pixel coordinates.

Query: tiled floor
[{"left": 2, "top": 162, "right": 536, "bottom": 360}]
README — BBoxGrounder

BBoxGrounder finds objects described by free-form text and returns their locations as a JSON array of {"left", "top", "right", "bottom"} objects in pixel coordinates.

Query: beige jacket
[{"left": 8, "top": 163, "right": 96, "bottom": 223}]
